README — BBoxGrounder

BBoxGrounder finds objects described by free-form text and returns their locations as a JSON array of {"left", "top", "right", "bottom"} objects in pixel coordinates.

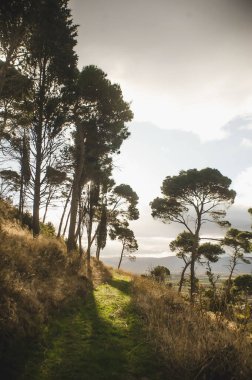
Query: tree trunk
[
  {"left": 57, "top": 186, "right": 72, "bottom": 237},
  {"left": 19, "top": 172, "right": 24, "bottom": 222},
  {"left": 226, "top": 254, "right": 237, "bottom": 301},
  {"left": 86, "top": 198, "right": 93, "bottom": 280},
  {"left": 33, "top": 129, "right": 42, "bottom": 236},
  {"left": 86, "top": 217, "right": 93, "bottom": 270},
  {"left": 78, "top": 197, "right": 83, "bottom": 255},
  {"left": 118, "top": 244, "right": 125, "bottom": 269},
  {"left": 96, "top": 245, "right": 101, "bottom": 260},
  {"left": 178, "top": 261, "right": 191, "bottom": 293},
  {"left": 63, "top": 209, "right": 71, "bottom": 237},
  {"left": 67, "top": 179, "right": 80, "bottom": 251},
  {"left": 32, "top": 61, "right": 46, "bottom": 237},
  {"left": 42, "top": 187, "right": 53, "bottom": 223},
  {"left": 190, "top": 256, "right": 196, "bottom": 301},
  {"left": 190, "top": 231, "right": 200, "bottom": 303},
  {"left": 67, "top": 124, "right": 85, "bottom": 252}
]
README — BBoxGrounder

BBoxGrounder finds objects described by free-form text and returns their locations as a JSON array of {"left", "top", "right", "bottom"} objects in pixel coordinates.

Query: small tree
[
  {"left": 95, "top": 182, "right": 139, "bottom": 260},
  {"left": 109, "top": 221, "right": 138, "bottom": 269},
  {"left": 150, "top": 168, "right": 235, "bottom": 302},
  {"left": 233, "top": 274, "right": 252, "bottom": 295},
  {"left": 170, "top": 232, "right": 224, "bottom": 293},
  {"left": 222, "top": 228, "right": 252, "bottom": 298},
  {"left": 150, "top": 265, "right": 170, "bottom": 283},
  {"left": 170, "top": 232, "right": 193, "bottom": 292}
]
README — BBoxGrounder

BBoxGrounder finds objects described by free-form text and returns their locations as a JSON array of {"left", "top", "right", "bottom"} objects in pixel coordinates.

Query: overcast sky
[{"left": 69, "top": 0, "right": 252, "bottom": 257}]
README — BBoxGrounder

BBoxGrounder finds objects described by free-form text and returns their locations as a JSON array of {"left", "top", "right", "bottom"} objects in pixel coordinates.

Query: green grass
[{"left": 18, "top": 272, "right": 168, "bottom": 380}]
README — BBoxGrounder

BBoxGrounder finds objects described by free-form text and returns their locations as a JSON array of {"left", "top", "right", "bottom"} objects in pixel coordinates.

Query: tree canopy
[{"left": 151, "top": 168, "right": 235, "bottom": 301}]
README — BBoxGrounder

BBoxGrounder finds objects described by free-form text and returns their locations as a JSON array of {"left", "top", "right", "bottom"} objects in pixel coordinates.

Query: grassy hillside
[
  {"left": 1, "top": 199, "right": 252, "bottom": 379},
  {"left": 132, "top": 276, "right": 252, "bottom": 379},
  {"left": 5, "top": 264, "right": 252, "bottom": 380},
  {"left": 20, "top": 271, "right": 169, "bottom": 380},
  {"left": 0, "top": 199, "right": 85, "bottom": 378}
]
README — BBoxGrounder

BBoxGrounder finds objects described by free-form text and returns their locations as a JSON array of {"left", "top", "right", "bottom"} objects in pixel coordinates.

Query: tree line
[{"left": 0, "top": 0, "right": 139, "bottom": 271}]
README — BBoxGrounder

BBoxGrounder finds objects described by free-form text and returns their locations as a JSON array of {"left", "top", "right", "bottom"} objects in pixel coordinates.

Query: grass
[
  {"left": 132, "top": 276, "right": 252, "bottom": 380},
  {"left": 19, "top": 272, "right": 169, "bottom": 380}
]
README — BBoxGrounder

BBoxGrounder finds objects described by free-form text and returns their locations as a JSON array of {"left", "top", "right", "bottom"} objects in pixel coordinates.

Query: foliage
[
  {"left": 111, "top": 184, "right": 139, "bottom": 221},
  {"left": 39, "top": 221, "right": 56, "bottom": 237},
  {"left": 151, "top": 168, "right": 235, "bottom": 225},
  {"left": 222, "top": 228, "right": 252, "bottom": 298},
  {"left": 150, "top": 265, "right": 170, "bottom": 283},
  {"left": 110, "top": 220, "right": 138, "bottom": 269},
  {"left": 67, "top": 65, "right": 133, "bottom": 253},
  {"left": 233, "top": 274, "right": 252, "bottom": 294},
  {"left": 151, "top": 168, "right": 235, "bottom": 300},
  {"left": 198, "top": 242, "right": 224, "bottom": 262}
]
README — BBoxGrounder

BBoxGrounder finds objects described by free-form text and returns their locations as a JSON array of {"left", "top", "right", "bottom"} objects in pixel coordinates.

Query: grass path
[{"left": 21, "top": 272, "right": 168, "bottom": 380}]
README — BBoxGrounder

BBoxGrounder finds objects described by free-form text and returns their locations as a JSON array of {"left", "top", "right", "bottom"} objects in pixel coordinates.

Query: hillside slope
[{"left": 20, "top": 272, "right": 169, "bottom": 380}]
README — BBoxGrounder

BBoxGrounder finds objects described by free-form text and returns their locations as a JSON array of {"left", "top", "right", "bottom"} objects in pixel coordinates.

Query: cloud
[
  {"left": 70, "top": 0, "right": 252, "bottom": 139},
  {"left": 241, "top": 138, "right": 252, "bottom": 147},
  {"left": 114, "top": 117, "right": 252, "bottom": 205},
  {"left": 233, "top": 167, "right": 252, "bottom": 207}
]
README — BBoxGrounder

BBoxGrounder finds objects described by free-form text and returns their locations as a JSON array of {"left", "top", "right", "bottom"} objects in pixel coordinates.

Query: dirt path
[{"left": 21, "top": 272, "right": 169, "bottom": 380}]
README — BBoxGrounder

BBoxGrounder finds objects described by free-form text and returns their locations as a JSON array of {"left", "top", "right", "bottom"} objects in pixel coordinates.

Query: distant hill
[{"left": 102, "top": 255, "right": 252, "bottom": 276}]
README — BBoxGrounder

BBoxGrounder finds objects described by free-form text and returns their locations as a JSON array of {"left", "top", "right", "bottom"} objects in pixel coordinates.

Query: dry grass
[
  {"left": 0, "top": 221, "right": 84, "bottom": 348},
  {"left": 88, "top": 257, "right": 113, "bottom": 287},
  {"left": 132, "top": 276, "right": 252, "bottom": 380}
]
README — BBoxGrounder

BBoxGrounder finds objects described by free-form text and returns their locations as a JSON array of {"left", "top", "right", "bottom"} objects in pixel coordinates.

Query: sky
[{"left": 69, "top": 0, "right": 252, "bottom": 258}]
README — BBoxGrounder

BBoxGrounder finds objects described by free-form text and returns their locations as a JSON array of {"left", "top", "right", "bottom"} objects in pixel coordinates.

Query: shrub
[
  {"left": 149, "top": 265, "right": 170, "bottom": 283},
  {"left": 233, "top": 274, "right": 252, "bottom": 294},
  {"left": 39, "top": 221, "right": 56, "bottom": 237}
]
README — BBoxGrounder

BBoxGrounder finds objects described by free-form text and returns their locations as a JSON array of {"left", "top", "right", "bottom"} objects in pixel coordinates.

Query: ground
[{"left": 20, "top": 272, "right": 169, "bottom": 380}]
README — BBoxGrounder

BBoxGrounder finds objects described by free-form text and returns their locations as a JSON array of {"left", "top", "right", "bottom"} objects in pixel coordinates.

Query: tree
[
  {"left": 150, "top": 265, "right": 170, "bottom": 283},
  {"left": 233, "top": 274, "right": 252, "bottom": 295},
  {"left": 25, "top": 0, "right": 77, "bottom": 236},
  {"left": 0, "top": 169, "right": 20, "bottom": 198},
  {"left": 110, "top": 184, "right": 139, "bottom": 221},
  {"left": 95, "top": 203, "right": 108, "bottom": 258},
  {"left": 109, "top": 221, "right": 138, "bottom": 269},
  {"left": 42, "top": 166, "right": 67, "bottom": 223},
  {"left": 150, "top": 168, "right": 235, "bottom": 301},
  {"left": 0, "top": 0, "right": 33, "bottom": 95},
  {"left": 170, "top": 231, "right": 193, "bottom": 292},
  {"left": 170, "top": 232, "right": 224, "bottom": 293},
  {"left": 67, "top": 65, "right": 133, "bottom": 253},
  {"left": 0, "top": 62, "right": 31, "bottom": 146},
  {"left": 1, "top": 127, "right": 32, "bottom": 218},
  {"left": 95, "top": 182, "right": 139, "bottom": 260},
  {"left": 222, "top": 228, "right": 252, "bottom": 298}
]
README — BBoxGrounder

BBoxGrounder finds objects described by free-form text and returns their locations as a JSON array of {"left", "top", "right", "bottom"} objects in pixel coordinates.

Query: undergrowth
[
  {"left": 20, "top": 271, "right": 169, "bottom": 380},
  {"left": 0, "top": 219, "right": 84, "bottom": 378},
  {"left": 132, "top": 276, "right": 252, "bottom": 380}
]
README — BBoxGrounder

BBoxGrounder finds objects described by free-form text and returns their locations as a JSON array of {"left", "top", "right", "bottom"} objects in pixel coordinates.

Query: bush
[
  {"left": 39, "top": 221, "right": 56, "bottom": 237},
  {"left": 149, "top": 265, "right": 170, "bottom": 283},
  {"left": 233, "top": 275, "right": 252, "bottom": 294}
]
